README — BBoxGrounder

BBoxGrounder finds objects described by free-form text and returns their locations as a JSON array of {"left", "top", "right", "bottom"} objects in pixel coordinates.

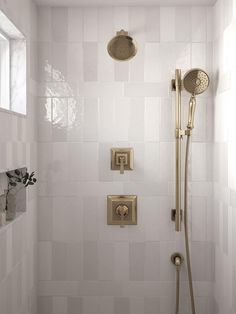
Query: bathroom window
[
  {"left": 0, "top": 10, "right": 26, "bottom": 115},
  {"left": 0, "top": 30, "right": 10, "bottom": 110}
]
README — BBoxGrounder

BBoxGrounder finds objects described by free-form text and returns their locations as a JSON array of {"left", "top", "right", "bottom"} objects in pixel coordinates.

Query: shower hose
[
  {"left": 184, "top": 134, "right": 196, "bottom": 314},
  {"left": 175, "top": 134, "right": 196, "bottom": 314}
]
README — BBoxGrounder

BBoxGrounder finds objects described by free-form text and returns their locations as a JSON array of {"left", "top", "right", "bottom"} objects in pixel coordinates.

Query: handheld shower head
[
  {"left": 183, "top": 69, "right": 210, "bottom": 130},
  {"left": 107, "top": 30, "right": 137, "bottom": 61},
  {"left": 183, "top": 68, "right": 209, "bottom": 96}
]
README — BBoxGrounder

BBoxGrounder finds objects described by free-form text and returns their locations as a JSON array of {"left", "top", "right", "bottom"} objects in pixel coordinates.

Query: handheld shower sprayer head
[{"left": 183, "top": 69, "right": 210, "bottom": 130}]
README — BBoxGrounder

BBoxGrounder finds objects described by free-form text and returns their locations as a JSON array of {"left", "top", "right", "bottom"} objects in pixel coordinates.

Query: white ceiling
[{"left": 34, "top": 0, "right": 216, "bottom": 6}]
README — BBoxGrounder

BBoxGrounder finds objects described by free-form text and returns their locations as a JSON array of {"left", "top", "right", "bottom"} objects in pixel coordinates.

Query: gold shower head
[
  {"left": 183, "top": 68, "right": 210, "bottom": 130},
  {"left": 107, "top": 30, "right": 137, "bottom": 61},
  {"left": 183, "top": 68, "right": 209, "bottom": 95}
]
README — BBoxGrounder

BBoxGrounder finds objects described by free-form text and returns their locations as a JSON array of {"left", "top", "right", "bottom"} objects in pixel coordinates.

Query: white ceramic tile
[
  {"left": 52, "top": 8, "right": 68, "bottom": 43},
  {"left": 84, "top": 143, "right": 99, "bottom": 181},
  {"left": 98, "top": 7, "right": 114, "bottom": 43},
  {"left": 114, "top": 97, "right": 130, "bottom": 141},
  {"left": 144, "top": 242, "right": 160, "bottom": 281},
  {"left": 52, "top": 143, "right": 68, "bottom": 182},
  {"left": 144, "top": 297, "right": 160, "bottom": 314},
  {"left": 83, "top": 297, "right": 99, "bottom": 314},
  {"left": 99, "top": 97, "right": 115, "bottom": 142},
  {"left": 83, "top": 242, "right": 98, "bottom": 280},
  {"left": 129, "top": 98, "right": 144, "bottom": 141},
  {"left": 67, "top": 43, "right": 83, "bottom": 82},
  {"left": 66, "top": 243, "right": 83, "bottom": 280},
  {"left": 52, "top": 98, "right": 68, "bottom": 141},
  {"left": 192, "top": 43, "right": 207, "bottom": 68},
  {"left": 99, "top": 143, "right": 114, "bottom": 181},
  {"left": 145, "top": 7, "right": 160, "bottom": 42},
  {"left": 114, "top": 7, "right": 129, "bottom": 31},
  {"left": 98, "top": 242, "right": 114, "bottom": 280},
  {"left": 98, "top": 42, "right": 114, "bottom": 82},
  {"left": 191, "top": 7, "right": 207, "bottom": 42},
  {"left": 159, "top": 142, "right": 174, "bottom": 182},
  {"left": 129, "top": 7, "right": 146, "bottom": 43},
  {"left": 83, "top": 42, "right": 98, "bottom": 81},
  {"left": 114, "top": 242, "right": 129, "bottom": 281},
  {"left": 53, "top": 197, "right": 82, "bottom": 243},
  {"left": 68, "top": 8, "right": 83, "bottom": 42},
  {"left": 79, "top": 82, "right": 123, "bottom": 97},
  {"left": 129, "top": 143, "right": 144, "bottom": 181},
  {"left": 38, "top": 242, "right": 52, "bottom": 280},
  {"left": 192, "top": 143, "right": 207, "bottom": 181},
  {"left": 114, "top": 62, "right": 129, "bottom": 81},
  {"left": 129, "top": 43, "right": 144, "bottom": 82},
  {"left": 0, "top": 231, "right": 7, "bottom": 281},
  {"left": 144, "top": 143, "right": 160, "bottom": 182},
  {"left": 68, "top": 297, "right": 83, "bottom": 314},
  {"left": 83, "top": 8, "right": 98, "bottom": 42},
  {"left": 98, "top": 297, "right": 114, "bottom": 314},
  {"left": 144, "top": 43, "right": 161, "bottom": 82},
  {"left": 160, "top": 7, "right": 175, "bottom": 42},
  {"left": 192, "top": 197, "right": 207, "bottom": 241},
  {"left": 38, "top": 7, "right": 52, "bottom": 42},
  {"left": 35, "top": 4, "right": 218, "bottom": 313},
  {"left": 53, "top": 297, "right": 67, "bottom": 314},
  {"left": 52, "top": 242, "right": 66, "bottom": 280},
  {"left": 83, "top": 97, "right": 98, "bottom": 141},
  {"left": 38, "top": 197, "right": 53, "bottom": 241},
  {"left": 124, "top": 82, "right": 168, "bottom": 97},
  {"left": 52, "top": 43, "right": 67, "bottom": 81},
  {"left": 114, "top": 297, "right": 130, "bottom": 314},
  {"left": 68, "top": 143, "right": 84, "bottom": 181},
  {"left": 175, "top": 7, "right": 191, "bottom": 42},
  {"left": 83, "top": 197, "right": 99, "bottom": 241}
]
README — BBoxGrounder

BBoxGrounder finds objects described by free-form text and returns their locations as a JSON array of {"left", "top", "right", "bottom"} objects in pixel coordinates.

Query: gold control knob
[{"left": 116, "top": 204, "right": 129, "bottom": 217}]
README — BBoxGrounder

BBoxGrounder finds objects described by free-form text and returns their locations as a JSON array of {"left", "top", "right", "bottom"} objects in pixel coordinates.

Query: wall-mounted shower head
[
  {"left": 183, "top": 69, "right": 210, "bottom": 130},
  {"left": 107, "top": 30, "right": 137, "bottom": 61},
  {"left": 183, "top": 68, "right": 209, "bottom": 96}
]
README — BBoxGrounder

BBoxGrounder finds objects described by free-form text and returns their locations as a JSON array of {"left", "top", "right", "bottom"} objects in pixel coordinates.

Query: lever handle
[
  {"left": 119, "top": 156, "right": 125, "bottom": 174},
  {"left": 116, "top": 204, "right": 129, "bottom": 228}
]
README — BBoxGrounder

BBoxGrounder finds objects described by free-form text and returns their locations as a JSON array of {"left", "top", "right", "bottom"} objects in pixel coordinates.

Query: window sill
[
  {"left": 0, "top": 211, "right": 26, "bottom": 233},
  {"left": 0, "top": 106, "right": 26, "bottom": 117}
]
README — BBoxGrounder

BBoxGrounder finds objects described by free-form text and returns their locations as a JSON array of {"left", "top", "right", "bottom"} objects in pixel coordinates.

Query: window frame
[{"left": 0, "top": 28, "right": 10, "bottom": 112}]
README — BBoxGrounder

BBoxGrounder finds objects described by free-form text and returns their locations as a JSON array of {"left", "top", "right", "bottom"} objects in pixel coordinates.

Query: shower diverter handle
[{"left": 187, "top": 95, "right": 196, "bottom": 130}]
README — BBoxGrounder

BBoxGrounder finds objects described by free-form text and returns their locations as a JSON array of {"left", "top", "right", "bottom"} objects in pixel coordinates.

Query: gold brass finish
[
  {"left": 171, "top": 252, "right": 184, "bottom": 267},
  {"left": 107, "top": 29, "right": 137, "bottom": 61},
  {"left": 174, "top": 69, "right": 182, "bottom": 232},
  {"left": 183, "top": 69, "right": 210, "bottom": 131},
  {"left": 171, "top": 209, "right": 183, "bottom": 222},
  {"left": 111, "top": 148, "right": 134, "bottom": 174},
  {"left": 107, "top": 195, "right": 137, "bottom": 226},
  {"left": 183, "top": 68, "right": 209, "bottom": 96}
]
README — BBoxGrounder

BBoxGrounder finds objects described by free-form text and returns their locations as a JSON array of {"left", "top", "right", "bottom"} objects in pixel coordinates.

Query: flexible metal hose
[{"left": 184, "top": 134, "right": 196, "bottom": 314}]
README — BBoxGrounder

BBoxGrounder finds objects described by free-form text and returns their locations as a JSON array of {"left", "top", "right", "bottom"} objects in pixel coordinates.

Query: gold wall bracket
[
  {"left": 111, "top": 148, "right": 134, "bottom": 174},
  {"left": 171, "top": 79, "right": 183, "bottom": 91},
  {"left": 107, "top": 195, "right": 137, "bottom": 227},
  {"left": 171, "top": 209, "right": 183, "bottom": 222}
]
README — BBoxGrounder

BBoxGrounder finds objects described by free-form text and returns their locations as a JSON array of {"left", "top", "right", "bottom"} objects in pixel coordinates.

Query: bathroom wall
[
  {"left": 213, "top": 0, "right": 236, "bottom": 313},
  {"left": 0, "top": 0, "right": 38, "bottom": 313},
  {"left": 37, "top": 5, "right": 214, "bottom": 314}
]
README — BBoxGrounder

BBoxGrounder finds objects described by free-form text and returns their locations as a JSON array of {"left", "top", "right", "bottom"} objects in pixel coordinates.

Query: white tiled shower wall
[
  {"left": 37, "top": 5, "right": 215, "bottom": 314},
  {"left": 0, "top": 0, "right": 38, "bottom": 313},
  {"left": 213, "top": 0, "right": 236, "bottom": 313}
]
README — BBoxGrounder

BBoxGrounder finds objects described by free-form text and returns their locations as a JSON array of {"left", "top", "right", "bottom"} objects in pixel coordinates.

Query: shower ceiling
[{"left": 34, "top": 0, "right": 216, "bottom": 6}]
